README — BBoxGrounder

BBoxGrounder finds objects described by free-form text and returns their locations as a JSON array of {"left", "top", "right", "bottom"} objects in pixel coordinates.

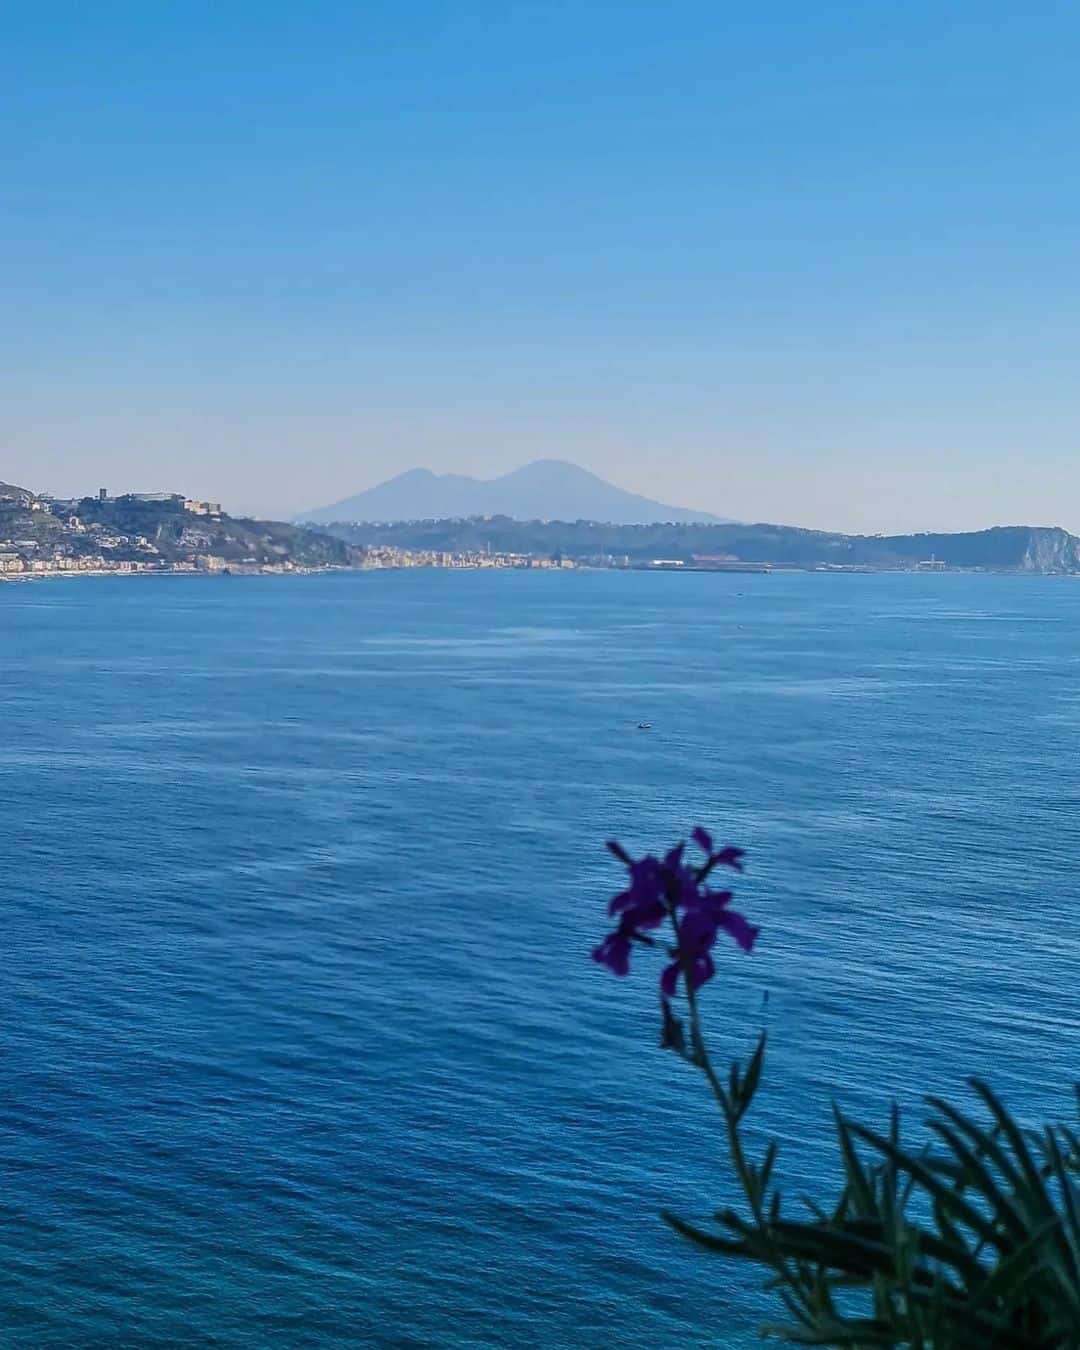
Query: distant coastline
[
  {"left": 4, "top": 557, "right": 1077, "bottom": 587},
  {"left": 7, "top": 480, "right": 1080, "bottom": 579},
  {"left": 314, "top": 518, "right": 1080, "bottom": 576},
  {"left": 0, "top": 563, "right": 352, "bottom": 584}
]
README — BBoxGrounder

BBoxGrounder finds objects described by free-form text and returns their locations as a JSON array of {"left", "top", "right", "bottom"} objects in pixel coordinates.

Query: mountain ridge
[
  {"left": 297, "top": 459, "right": 726, "bottom": 525},
  {"left": 314, "top": 517, "right": 1080, "bottom": 573}
]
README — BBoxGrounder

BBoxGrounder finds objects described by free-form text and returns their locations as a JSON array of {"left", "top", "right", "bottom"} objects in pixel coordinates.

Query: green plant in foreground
[{"left": 593, "top": 830, "right": 1080, "bottom": 1347}]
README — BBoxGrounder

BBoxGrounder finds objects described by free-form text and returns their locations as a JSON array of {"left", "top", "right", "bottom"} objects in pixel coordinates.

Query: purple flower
[
  {"left": 592, "top": 930, "right": 633, "bottom": 976},
  {"left": 713, "top": 845, "right": 745, "bottom": 872},
  {"left": 660, "top": 952, "right": 715, "bottom": 997},
  {"left": 691, "top": 828, "right": 745, "bottom": 874},
  {"left": 662, "top": 842, "right": 686, "bottom": 871},
  {"left": 608, "top": 854, "right": 664, "bottom": 919},
  {"left": 717, "top": 908, "right": 759, "bottom": 953},
  {"left": 678, "top": 904, "right": 721, "bottom": 947},
  {"left": 594, "top": 831, "right": 758, "bottom": 996},
  {"left": 677, "top": 887, "right": 759, "bottom": 977},
  {"left": 606, "top": 839, "right": 632, "bottom": 865},
  {"left": 662, "top": 904, "right": 724, "bottom": 996},
  {"left": 616, "top": 897, "right": 667, "bottom": 933}
]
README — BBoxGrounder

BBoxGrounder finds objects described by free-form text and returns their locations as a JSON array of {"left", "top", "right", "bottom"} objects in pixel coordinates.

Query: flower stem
[{"left": 670, "top": 901, "right": 811, "bottom": 1310}]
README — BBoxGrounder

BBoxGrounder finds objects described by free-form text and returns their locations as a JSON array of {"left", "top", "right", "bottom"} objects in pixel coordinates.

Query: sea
[{"left": 1, "top": 568, "right": 1077, "bottom": 1347}]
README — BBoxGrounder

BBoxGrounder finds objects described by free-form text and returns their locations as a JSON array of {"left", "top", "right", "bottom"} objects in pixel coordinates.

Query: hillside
[
  {"left": 0, "top": 483, "right": 359, "bottom": 575},
  {"left": 316, "top": 517, "right": 1080, "bottom": 573},
  {"left": 298, "top": 459, "right": 725, "bottom": 525}
]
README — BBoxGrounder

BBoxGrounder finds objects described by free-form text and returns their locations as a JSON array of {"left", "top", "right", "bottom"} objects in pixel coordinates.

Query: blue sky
[{"left": 3, "top": 1, "right": 1080, "bottom": 529}]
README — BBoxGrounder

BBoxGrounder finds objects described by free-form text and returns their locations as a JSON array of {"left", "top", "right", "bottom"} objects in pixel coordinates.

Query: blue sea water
[{"left": 1, "top": 569, "right": 1078, "bottom": 1347}]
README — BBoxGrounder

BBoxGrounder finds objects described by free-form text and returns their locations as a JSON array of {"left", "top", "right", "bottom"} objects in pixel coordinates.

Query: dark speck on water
[{"left": 1, "top": 569, "right": 1077, "bottom": 1346}]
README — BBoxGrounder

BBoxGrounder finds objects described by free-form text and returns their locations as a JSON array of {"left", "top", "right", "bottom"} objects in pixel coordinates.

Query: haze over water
[{"left": 1, "top": 570, "right": 1077, "bottom": 1345}]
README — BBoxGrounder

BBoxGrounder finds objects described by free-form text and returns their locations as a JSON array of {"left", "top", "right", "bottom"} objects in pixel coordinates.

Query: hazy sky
[{"left": 4, "top": 1, "right": 1080, "bottom": 531}]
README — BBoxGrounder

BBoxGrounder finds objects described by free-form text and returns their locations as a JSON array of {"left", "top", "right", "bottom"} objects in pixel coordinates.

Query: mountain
[{"left": 297, "top": 459, "right": 725, "bottom": 525}]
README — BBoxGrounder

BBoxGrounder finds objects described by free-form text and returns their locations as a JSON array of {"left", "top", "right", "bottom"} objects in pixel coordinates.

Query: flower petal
[
  {"left": 618, "top": 899, "right": 666, "bottom": 931},
  {"left": 717, "top": 908, "right": 759, "bottom": 953},
  {"left": 689, "top": 952, "right": 716, "bottom": 989},
  {"left": 662, "top": 843, "right": 686, "bottom": 872},
  {"left": 678, "top": 907, "right": 719, "bottom": 949},
  {"left": 592, "top": 931, "right": 633, "bottom": 975}
]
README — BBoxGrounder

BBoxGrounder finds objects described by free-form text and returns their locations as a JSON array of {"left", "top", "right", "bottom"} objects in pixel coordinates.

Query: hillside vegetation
[{"left": 316, "top": 517, "right": 1080, "bottom": 572}]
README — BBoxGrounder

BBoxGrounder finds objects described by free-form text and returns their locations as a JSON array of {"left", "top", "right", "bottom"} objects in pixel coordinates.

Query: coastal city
[
  {"left": 0, "top": 480, "right": 586, "bottom": 578},
  {"left": 358, "top": 545, "right": 576, "bottom": 570},
  {"left": 0, "top": 481, "right": 352, "bottom": 578},
  {"left": 0, "top": 501, "right": 240, "bottom": 578}
]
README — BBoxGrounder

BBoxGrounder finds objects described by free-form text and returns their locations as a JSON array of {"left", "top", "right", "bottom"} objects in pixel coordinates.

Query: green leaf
[
  {"left": 846, "top": 1120, "right": 1008, "bottom": 1255},
  {"left": 661, "top": 1210, "right": 753, "bottom": 1258},
  {"left": 735, "top": 1030, "right": 766, "bottom": 1121},
  {"left": 969, "top": 1215, "right": 1066, "bottom": 1313},
  {"left": 928, "top": 1095, "right": 1036, "bottom": 1228},
  {"left": 759, "top": 1140, "right": 778, "bottom": 1199},
  {"left": 759, "top": 1316, "right": 895, "bottom": 1346},
  {"left": 1044, "top": 1128, "right": 1080, "bottom": 1255},
  {"left": 971, "top": 1079, "right": 1080, "bottom": 1299},
  {"left": 766, "top": 1219, "right": 897, "bottom": 1278},
  {"left": 971, "top": 1079, "right": 1056, "bottom": 1219},
  {"left": 925, "top": 1116, "right": 1029, "bottom": 1248},
  {"left": 833, "top": 1106, "right": 876, "bottom": 1218},
  {"left": 775, "top": 1286, "right": 816, "bottom": 1333}
]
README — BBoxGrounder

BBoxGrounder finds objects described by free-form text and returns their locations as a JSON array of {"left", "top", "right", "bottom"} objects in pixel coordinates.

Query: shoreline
[
  {"left": 0, "top": 564, "right": 354, "bottom": 584},
  {"left": 3, "top": 562, "right": 1077, "bottom": 585}
]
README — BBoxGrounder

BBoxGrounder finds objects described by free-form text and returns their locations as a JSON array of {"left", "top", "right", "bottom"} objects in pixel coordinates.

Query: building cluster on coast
[
  {"left": 0, "top": 555, "right": 315, "bottom": 579},
  {"left": 0, "top": 490, "right": 240, "bottom": 579},
  {"left": 0, "top": 484, "right": 354, "bottom": 579},
  {"left": 358, "top": 545, "right": 577, "bottom": 570}
]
